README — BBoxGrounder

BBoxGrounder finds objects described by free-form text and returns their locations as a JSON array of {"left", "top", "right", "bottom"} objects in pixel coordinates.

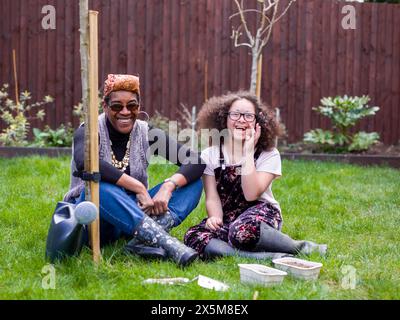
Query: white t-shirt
[{"left": 201, "top": 145, "right": 282, "bottom": 211}]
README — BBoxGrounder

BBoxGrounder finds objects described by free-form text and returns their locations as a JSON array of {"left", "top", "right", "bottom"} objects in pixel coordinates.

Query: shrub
[
  {"left": 73, "top": 94, "right": 104, "bottom": 124},
  {"left": 303, "top": 95, "right": 380, "bottom": 153},
  {"left": 0, "top": 84, "right": 54, "bottom": 146},
  {"left": 348, "top": 132, "right": 380, "bottom": 152},
  {"left": 73, "top": 102, "right": 85, "bottom": 124},
  {"left": 149, "top": 111, "right": 186, "bottom": 136},
  {"left": 32, "top": 123, "right": 74, "bottom": 147}
]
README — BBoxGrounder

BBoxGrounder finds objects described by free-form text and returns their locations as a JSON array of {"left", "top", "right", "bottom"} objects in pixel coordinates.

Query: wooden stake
[
  {"left": 87, "top": 10, "right": 101, "bottom": 264},
  {"left": 204, "top": 60, "right": 208, "bottom": 101},
  {"left": 12, "top": 49, "right": 19, "bottom": 105},
  {"left": 256, "top": 54, "right": 262, "bottom": 99}
]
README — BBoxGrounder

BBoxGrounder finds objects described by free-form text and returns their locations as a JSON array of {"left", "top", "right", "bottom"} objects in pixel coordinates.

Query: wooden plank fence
[{"left": 0, "top": 0, "right": 399, "bottom": 144}]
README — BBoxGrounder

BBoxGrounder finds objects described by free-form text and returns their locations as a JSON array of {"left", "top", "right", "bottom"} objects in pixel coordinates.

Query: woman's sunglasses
[{"left": 108, "top": 102, "right": 139, "bottom": 113}]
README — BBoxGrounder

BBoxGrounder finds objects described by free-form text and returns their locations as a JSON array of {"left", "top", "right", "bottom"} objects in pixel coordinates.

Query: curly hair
[{"left": 197, "top": 91, "right": 282, "bottom": 151}]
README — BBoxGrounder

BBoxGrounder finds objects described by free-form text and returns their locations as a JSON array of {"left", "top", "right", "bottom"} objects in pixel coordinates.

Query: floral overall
[{"left": 184, "top": 145, "right": 282, "bottom": 257}]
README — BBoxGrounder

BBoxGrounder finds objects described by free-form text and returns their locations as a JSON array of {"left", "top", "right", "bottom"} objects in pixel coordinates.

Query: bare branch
[
  {"left": 229, "top": 0, "right": 296, "bottom": 92},
  {"left": 231, "top": 28, "right": 253, "bottom": 48},
  {"left": 257, "top": 0, "right": 282, "bottom": 38},
  {"left": 258, "top": 2, "right": 278, "bottom": 54},
  {"left": 262, "top": 0, "right": 277, "bottom": 16},
  {"left": 232, "top": 0, "right": 254, "bottom": 45},
  {"left": 229, "top": 9, "right": 264, "bottom": 20},
  {"left": 178, "top": 103, "right": 196, "bottom": 128},
  {"left": 260, "top": 0, "right": 295, "bottom": 38}
]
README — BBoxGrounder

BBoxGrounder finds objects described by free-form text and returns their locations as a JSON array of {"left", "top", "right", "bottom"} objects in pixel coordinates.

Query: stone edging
[
  {"left": 281, "top": 153, "right": 400, "bottom": 169},
  {"left": 1, "top": 147, "right": 399, "bottom": 169},
  {"left": 0, "top": 147, "right": 72, "bottom": 158}
]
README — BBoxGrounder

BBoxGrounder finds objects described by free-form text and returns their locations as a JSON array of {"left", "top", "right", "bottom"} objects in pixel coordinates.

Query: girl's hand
[
  {"left": 254, "top": 123, "right": 261, "bottom": 146},
  {"left": 205, "top": 216, "right": 223, "bottom": 231},
  {"left": 243, "top": 123, "right": 261, "bottom": 156}
]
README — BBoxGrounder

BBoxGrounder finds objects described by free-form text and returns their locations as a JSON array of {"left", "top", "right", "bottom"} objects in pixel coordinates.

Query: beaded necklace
[{"left": 110, "top": 137, "right": 131, "bottom": 171}]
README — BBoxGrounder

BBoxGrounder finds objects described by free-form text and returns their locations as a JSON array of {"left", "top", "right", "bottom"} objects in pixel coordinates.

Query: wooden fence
[{"left": 0, "top": 0, "right": 399, "bottom": 144}]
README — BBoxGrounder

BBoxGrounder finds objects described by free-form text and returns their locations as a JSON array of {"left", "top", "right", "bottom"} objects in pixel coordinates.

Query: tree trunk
[
  {"left": 79, "top": 0, "right": 90, "bottom": 199},
  {"left": 79, "top": 0, "right": 89, "bottom": 110},
  {"left": 250, "top": 48, "right": 259, "bottom": 94}
]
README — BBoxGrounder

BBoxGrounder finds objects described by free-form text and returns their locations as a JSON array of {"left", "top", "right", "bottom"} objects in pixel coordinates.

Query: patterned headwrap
[{"left": 103, "top": 74, "right": 140, "bottom": 99}]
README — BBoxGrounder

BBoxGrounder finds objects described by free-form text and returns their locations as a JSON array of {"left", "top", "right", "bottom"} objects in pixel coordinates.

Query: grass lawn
[{"left": 0, "top": 156, "right": 399, "bottom": 300}]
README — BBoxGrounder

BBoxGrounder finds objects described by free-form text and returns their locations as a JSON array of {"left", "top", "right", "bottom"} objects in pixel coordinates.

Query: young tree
[
  {"left": 79, "top": 0, "right": 89, "bottom": 119},
  {"left": 230, "top": 0, "right": 295, "bottom": 94}
]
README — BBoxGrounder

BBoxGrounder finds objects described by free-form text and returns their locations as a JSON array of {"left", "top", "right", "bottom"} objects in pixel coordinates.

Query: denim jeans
[{"left": 74, "top": 179, "right": 203, "bottom": 246}]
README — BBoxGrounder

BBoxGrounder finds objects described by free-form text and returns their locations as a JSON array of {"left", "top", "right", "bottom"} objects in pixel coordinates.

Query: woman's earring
[{"left": 138, "top": 111, "right": 150, "bottom": 122}]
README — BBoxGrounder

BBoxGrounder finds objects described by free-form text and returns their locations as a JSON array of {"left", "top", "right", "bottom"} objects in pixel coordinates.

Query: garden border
[
  {"left": 281, "top": 153, "right": 400, "bottom": 169},
  {"left": 0, "top": 147, "right": 399, "bottom": 169},
  {"left": 0, "top": 147, "right": 72, "bottom": 158}
]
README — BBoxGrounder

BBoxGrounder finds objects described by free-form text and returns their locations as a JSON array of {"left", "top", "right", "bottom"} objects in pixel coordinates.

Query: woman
[
  {"left": 64, "top": 74, "right": 206, "bottom": 267},
  {"left": 184, "top": 91, "right": 327, "bottom": 260}
]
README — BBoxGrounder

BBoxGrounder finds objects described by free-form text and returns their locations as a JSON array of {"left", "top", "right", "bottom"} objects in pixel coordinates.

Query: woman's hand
[
  {"left": 205, "top": 216, "right": 223, "bottom": 231},
  {"left": 151, "top": 183, "right": 173, "bottom": 215},
  {"left": 136, "top": 190, "right": 154, "bottom": 214},
  {"left": 117, "top": 175, "right": 154, "bottom": 213}
]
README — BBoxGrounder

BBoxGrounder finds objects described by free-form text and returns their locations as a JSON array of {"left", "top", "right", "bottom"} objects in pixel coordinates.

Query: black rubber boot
[
  {"left": 125, "top": 243, "right": 168, "bottom": 260},
  {"left": 203, "top": 238, "right": 292, "bottom": 260},
  {"left": 254, "top": 222, "right": 327, "bottom": 256},
  {"left": 134, "top": 216, "right": 198, "bottom": 267},
  {"left": 151, "top": 211, "right": 175, "bottom": 233},
  {"left": 125, "top": 211, "right": 175, "bottom": 260}
]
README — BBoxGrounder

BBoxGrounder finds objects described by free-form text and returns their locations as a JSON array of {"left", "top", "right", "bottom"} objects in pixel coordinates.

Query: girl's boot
[
  {"left": 203, "top": 238, "right": 292, "bottom": 260},
  {"left": 254, "top": 222, "right": 327, "bottom": 256}
]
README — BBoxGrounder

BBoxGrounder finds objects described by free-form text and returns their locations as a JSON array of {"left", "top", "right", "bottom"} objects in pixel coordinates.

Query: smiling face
[
  {"left": 227, "top": 98, "right": 257, "bottom": 141},
  {"left": 104, "top": 90, "right": 140, "bottom": 134}
]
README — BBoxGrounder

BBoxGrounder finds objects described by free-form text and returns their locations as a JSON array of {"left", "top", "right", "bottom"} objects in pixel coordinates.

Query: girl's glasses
[{"left": 227, "top": 111, "right": 256, "bottom": 122}]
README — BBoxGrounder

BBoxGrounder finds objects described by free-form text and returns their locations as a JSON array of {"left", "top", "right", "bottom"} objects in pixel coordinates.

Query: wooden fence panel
[
  {"left": 0, "top": 0, "right": 399, "bottom": 145},
  {"left": 392, "top": 9, "right": 400, "bottom": 144}
]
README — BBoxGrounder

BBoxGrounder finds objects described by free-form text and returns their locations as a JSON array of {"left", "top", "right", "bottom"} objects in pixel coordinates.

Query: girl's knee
[{"left": 228, "top": 222, "right": 258, "bottom": 250}]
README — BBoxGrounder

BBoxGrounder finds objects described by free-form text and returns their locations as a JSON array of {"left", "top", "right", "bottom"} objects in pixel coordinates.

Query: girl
[{"left": 184, "top": 91, "right": 327, "bottom": 260}]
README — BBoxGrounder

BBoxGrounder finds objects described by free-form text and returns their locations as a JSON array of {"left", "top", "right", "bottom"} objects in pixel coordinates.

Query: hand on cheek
[{"left": 254, "top": 123, "right": 261, "bottom": 144}]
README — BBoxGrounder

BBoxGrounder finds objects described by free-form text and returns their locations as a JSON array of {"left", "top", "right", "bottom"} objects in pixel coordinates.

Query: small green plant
[
  {"left": 32, "top": 123, "right": 74, "bottom": 147},
  {"left": 303, "top": 95, "right": 380, "bottom": 153},
  {"left": 73, "top": 102, "right": 85, "bottom": 123},
  {"left": 0, "top": 84, "right": 54, "bottom": 146},
  {"left": 73, "top": 93, "right": 104, "bottom": 123},
  {"left": 149, "top": 111, "right": 182, "bottom": 133}
]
